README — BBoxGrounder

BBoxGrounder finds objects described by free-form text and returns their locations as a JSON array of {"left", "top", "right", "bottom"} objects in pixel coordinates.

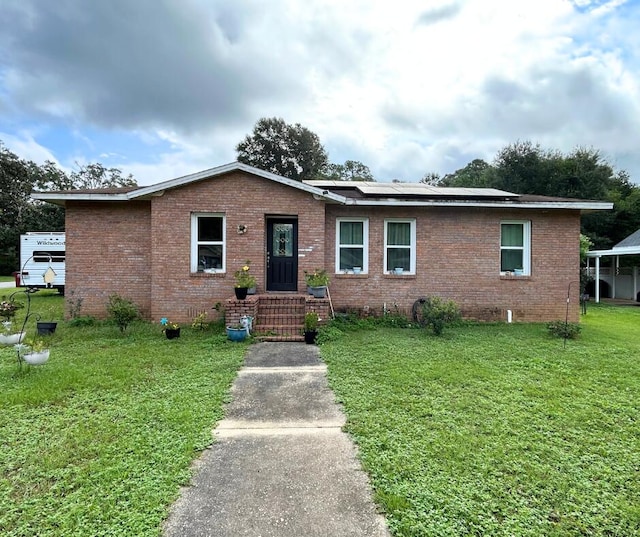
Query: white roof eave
[
  {"left": 346, "top": 199, "right": 613, "bottom": 210},
  {"left": 587, "top": 246, "right": 640, "bottom": 257}
]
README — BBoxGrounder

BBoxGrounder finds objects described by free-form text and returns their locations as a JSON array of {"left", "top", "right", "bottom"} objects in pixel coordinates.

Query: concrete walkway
[{"left": 163, "top": 342, "right": 389, "bottom": 537}]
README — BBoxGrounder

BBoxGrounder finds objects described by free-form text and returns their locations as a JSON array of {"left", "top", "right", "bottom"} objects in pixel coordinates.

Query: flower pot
[
  {"left": 23, "top": 349, "right": 50, "bottom": 365},
  {"left": 394, "top": 267, "right": 404, "bottom": 275},
  {"left": 247, "top": 287, "right": 256, "bottom": 295},
  {"left": 234, "top": 287, "right": 248, "bottom": 300},
  {"left": 226, "top": 327, "right": 247, "bottom": 342},
  {"left": 165, "top": 328, "right": 181, "bottom": 339},
  {"left": 304, "top": 330, "right": 318, "bottom": 344},
  {"left": 352, "top": 267, "right": 361, "bottom": 274},
  {"left": 0, "top": 331, "right": 25, "bottom": 346},
  {"left": 37, "top": 321, "right": 58, "bottom": 335},
  {"left": 309, "top": 286, "right": 327, "bottom": 298}
]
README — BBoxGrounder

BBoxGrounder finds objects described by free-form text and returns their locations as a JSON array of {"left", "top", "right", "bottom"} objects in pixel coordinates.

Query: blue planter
[{"left": 226, "top": 327, "right": 248, "bottom": 342}]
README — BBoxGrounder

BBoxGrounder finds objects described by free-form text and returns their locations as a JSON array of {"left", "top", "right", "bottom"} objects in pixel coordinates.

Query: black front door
[{"left": 267, "top": 218, "right": 298, "bottom": 291}]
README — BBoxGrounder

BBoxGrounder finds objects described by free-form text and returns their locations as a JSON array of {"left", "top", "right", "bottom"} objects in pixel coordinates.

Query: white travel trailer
[{"left": 18, "top": 232, "right": 66, "bottom": 295}]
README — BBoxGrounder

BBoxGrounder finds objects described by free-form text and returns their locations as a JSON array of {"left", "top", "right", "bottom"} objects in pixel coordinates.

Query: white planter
[
  {"left": 23, "top": 349, "right": 50, "bottom": 365},
  {"left": 0, "top": 331, "right": 25, "bottom": 346}
]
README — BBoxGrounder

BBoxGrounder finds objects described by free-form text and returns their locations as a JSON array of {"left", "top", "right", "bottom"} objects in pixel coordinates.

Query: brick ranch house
[{"left": 34, "top": 162, "right": 611, "bottom": 336}]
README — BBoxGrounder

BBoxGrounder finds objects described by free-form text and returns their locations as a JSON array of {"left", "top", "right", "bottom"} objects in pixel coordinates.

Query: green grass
[
  {"left": 321, "top": 304, "right": 640, "bottom": 536},
  {"left": 0, "top": 291, "right": 247, "bottom": 536},
  {"left": 0, "top": 275, "right": 16, "bottom": 283},
  {"left": 3, "top": 293, "right": 639, "bottom": 536}
]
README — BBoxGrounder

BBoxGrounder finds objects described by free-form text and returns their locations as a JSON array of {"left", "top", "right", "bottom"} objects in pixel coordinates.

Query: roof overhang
[
  {"left": 31, "top": 162, "right": 614, "bottom": 213},
  {"left": 587, "top": 246, "right": 640, "bottom": 257},
  {"left": 340, "top": 199, "right": 613, "bottom": 210}
]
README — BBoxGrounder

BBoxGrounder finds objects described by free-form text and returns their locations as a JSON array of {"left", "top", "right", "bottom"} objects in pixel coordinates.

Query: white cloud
[{"left": 0, "top": 0, "right": 639, "bottom": 185}]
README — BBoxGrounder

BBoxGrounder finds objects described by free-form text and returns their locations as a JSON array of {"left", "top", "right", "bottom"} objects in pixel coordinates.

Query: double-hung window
[
  {"left": 191, "top": 213, "right": 225, "bottom": 272},
  {"left": 336, "top": 218, "right": 368, "bottom": 273},
  {"left": 500, "top": 221, "right": 531, "bottom": 275},
  {"left": 384, "top": 219, "right": 416, "bottom": 274}
]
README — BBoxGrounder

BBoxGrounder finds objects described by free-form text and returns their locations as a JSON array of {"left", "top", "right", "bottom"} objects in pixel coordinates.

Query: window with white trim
[
  {"left": 191, "top": 213, "right": 225, "bottom": 272},
  {"left": 500, "top": 221, "right": 531, "bottom": 275},
  {"left": 336, "top": 218, "right": 368, "bottom": 273},
  {"left": 384, "top": 219, "right": 416, "bottom": 274}
]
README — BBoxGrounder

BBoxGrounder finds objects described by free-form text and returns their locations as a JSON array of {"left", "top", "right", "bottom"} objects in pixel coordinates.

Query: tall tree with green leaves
[
  {"left": 236, "top": 117, "right": 328, "bottom": 181},
  {"left": 323, "top": 160, "right": 374, "bottom": 181},
  {"left": 0, "top": 143, "right": 34, "bottom": 273},
  {"left": 0, "top": 140, "right": 137, "bottom": 273}
]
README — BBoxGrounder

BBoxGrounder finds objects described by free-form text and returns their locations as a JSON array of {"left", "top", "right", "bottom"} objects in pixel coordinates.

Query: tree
[
  {"left": 236, "top": 117, "right": 328, "bottom": 181},
  {"left": 420, "top": 172, "right": 442, "bottom": 186},
  {"left": 70, "top": 162, "right": 136, "bottom": 189},
  {"left": 323, "top": 160, "right": 374, "bottom": 181},
  {"left": 437, "top": 141, "right": 640, "bottom": 250},
  {"left": 0, "top": 140, "right": 137, "bottom": 274},
  {"left": 440, "top": 159, "right": 493, "bottom": 187}
]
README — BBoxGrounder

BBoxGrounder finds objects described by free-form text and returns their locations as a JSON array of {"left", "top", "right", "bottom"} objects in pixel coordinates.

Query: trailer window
[{"left": 33, "top": 251, "right": 65, "bottom": 263}]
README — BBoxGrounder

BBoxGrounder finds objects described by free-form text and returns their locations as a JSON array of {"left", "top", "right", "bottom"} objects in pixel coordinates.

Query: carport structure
[{"left": 587, "top": 229, "right": 640, "bottom": 303}]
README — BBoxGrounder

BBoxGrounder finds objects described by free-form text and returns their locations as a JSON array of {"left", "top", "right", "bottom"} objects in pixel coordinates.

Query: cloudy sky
[{"left": 1, "top": 0, "right": 639, "bottom": 185}]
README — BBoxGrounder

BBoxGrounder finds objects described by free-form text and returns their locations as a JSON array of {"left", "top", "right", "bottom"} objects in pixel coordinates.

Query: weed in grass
[{"left": 547, "top": 320, "right": 581, "bottom": 339}]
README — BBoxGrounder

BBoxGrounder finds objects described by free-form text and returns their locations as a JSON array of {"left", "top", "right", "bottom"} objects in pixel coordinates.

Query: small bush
[
  {"left": 421, "top": 296, "right": 461, "bottom": 336},
  {"left": 191, "top": 312, "right": 209, "bottom": 331},
  {"left": 547, "top": 320, "right": 581, "bottom": 339},
  {"left": 315, "top": 325, "right": 345, "bottom": 344},
  {"left": 67, "top": 315, "right": 97, "bottom": 327},
  {"left": 106, "top": 294, "right": 139, "bottom": 333}
]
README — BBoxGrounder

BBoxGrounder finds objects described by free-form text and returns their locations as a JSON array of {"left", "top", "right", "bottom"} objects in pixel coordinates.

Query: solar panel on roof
[{"left": 304, "top": 180, "right": 518, "bottom": 198}]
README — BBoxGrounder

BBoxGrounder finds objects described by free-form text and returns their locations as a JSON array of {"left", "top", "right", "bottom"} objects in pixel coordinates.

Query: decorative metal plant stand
[{"left": 2, "top": 289, "right": 47, "bottom": 368}]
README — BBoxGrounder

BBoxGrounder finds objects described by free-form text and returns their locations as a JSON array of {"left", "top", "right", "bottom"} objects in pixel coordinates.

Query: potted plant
[
  {"left": 226, "top": 324, "right": 248, "bottom": 342},
  {"left": 234, "top": 260, "right": 257, "bottom": 300},
  {"left": 160, "top": 317, "right": 181, "bottom": 339},
  {"left": 0, "top": 297, "right": 24, "bottom": 323},
  {"left": 21, "top": 338, "right": 50, "bottom": 365},
  {"left": 37, "top": 319, "right": 58, "bottom": 335},
  {"left": 305, "top": 269, "right": 330, "bottom": 298},
  {"left": 0, "top": 320, "right": 25, "bottom": 346},
  {"left": 303, "top": 311, "right": 319, "bottom": 344}
]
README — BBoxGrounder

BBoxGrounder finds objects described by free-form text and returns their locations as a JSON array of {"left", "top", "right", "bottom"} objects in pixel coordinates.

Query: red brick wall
[
  {"left": 325, "top": 205, "right": 582, "bottom": 322},
  {"left": 63, "top": 172, "right": 582, "bottom": 323},
  {"left": 65, "top": 201, "right": 151, "bottom": 318},
  {"left": 149, "top": 172, "right": 326, "bottom": 322}
]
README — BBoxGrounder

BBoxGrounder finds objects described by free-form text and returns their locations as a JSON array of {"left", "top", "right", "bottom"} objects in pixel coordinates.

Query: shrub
[
  {"left": 191, "top": 312, "right": 209, "bottom": 331},
  {"left": 304, "top": 311, "right": 319, "bottom": 331},
  {"left": 547, "top": 320, "right": 581, "bottom": 339},
  {"left": 106, "top": 294, "right": 139, "bottom": 333},
  {"left": 421, "top": 296, "right": 461, "bottom": 336},
  {"left": 67, "top": 315, "right": 97, "bottom": 327},
  {"left": 304, "top": 269, "right": 330, "bottom": 287}
]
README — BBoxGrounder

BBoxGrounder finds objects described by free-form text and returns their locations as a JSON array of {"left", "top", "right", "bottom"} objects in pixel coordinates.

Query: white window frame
[
  {"left": 191, "top": 213, "right": 226, "bottom": 273},
  {"left": 500, "top": 220, "right": 531, "bottom": 275},
  {"left": 384, "top": 219, "right": 416, "bottom": 274},
  {"left": 335, "top": 218, "right": 369, "bottom": 274}
]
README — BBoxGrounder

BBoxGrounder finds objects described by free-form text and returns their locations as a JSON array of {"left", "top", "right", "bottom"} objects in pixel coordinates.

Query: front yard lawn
[
  {"left": 321, "top": 304, "right": 640, "bottom": 536},
  {"left": 2, "top": 291, "right": 638, "bottom": 536},
  {"left": 0, "top": 291, "right": 246, "bottom": 536}
]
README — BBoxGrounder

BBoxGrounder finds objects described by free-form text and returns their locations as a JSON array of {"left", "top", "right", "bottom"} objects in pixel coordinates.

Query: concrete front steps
[{"left": 225, "top": 293, "right": 330, "bottom": 342}]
